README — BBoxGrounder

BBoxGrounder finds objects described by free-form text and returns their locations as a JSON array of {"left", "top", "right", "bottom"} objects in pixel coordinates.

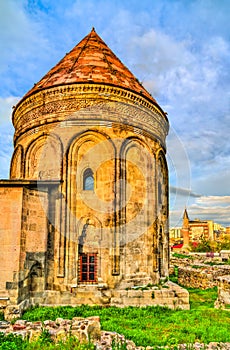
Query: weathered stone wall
[
  {"left": 215, "top": 275, "right": 230, "bottom": 309},
  {"left": 4, "top": 280, "right": 189, "bottom": 313},
  {"left": 17, "top": 187, "right": 48, "bottom": 303},
  {"left": 0, "top": 184, "right": 50, "bottom": 307},
  {"left": 170, "top": 254, "right": 230, "bottom": 289},
  {"left": 171, "top": 254, "right": 222, "bottom": 268},
  {"left": 22, "top": 187, "right": 48, "bottom": 255},
  {"left": 178, "top": 265, "right": 230, "bottom": 289},
  {"left": 111, "top": 281, "right": 189, "bottom": 310},
  {"left": 10, "top": 92, "right": 169, "bottom": 292},
  {"left": 0, "top": 187, "right": 23, "bottom": 302},
  {"left": 11, "top": 102, "right": 169, "bottom": 293},
  {"left": 3, "top": 64, "right": 169, "bottom": 305}
]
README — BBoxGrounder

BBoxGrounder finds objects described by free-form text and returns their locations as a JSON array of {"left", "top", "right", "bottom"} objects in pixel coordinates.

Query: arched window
[{"left": 83, "top": 168, "right": 94, "bottom": 190}]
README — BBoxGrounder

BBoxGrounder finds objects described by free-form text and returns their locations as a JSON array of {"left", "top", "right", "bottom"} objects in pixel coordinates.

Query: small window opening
[
  {"left": 83, "top": 168, "right": 94, "bottom": 191},
  {"left": 79, "top": 253, "right": 97, "bottom": 283}
]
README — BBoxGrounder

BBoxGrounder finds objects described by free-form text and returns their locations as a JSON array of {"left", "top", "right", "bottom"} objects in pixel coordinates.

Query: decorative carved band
[
  {"left": 14, "top": 101, "right": 168, "bottom": 148},
  {"left": 13, "top": 84, "right": 168, "bottom": 137}
]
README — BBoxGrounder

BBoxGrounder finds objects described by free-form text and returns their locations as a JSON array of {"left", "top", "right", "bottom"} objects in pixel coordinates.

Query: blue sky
[{"left": 0, "top": 0, "right": 229, "bottom": 227}]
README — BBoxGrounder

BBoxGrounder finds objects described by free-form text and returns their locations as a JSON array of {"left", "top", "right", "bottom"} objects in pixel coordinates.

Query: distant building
[
  {"left": 169, "top": 227, "right": 183, "bottom": 243},
  {"left": 181, "top": 209, "right": 226, "bottom": 246}
]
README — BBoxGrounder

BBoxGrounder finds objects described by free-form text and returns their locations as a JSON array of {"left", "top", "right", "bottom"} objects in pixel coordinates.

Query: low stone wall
[
  {"left": 215, "top": 275, "right": 230, "bottom": 309},
  {"left": 170, "top": 254, "right": 222, "bottom": 268},
  {"left": 177, "top": 266, "right": 230, "bottom": 289},
  {"left": 0, "top": 316, "right": 136, "bottom": 349},
  {"left": 3, "top": 281, "right": 190, "bottom": 320},
  {"left": 111, "top": 281, "right": 189, "bottom": 310}
]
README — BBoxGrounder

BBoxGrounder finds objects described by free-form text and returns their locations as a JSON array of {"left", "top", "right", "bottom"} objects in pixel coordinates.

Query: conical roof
[{"left": 24, "top": 28, "right": 157, "bottom": 104}]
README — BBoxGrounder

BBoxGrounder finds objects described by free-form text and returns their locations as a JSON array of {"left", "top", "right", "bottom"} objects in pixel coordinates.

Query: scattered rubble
[{"left": 1, "top": 317, "right": 230, "bottom": 349}]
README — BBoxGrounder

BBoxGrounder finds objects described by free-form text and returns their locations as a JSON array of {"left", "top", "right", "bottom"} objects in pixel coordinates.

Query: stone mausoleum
[{"left": 0, "top": 29, "right": 188, "bottom": 314}]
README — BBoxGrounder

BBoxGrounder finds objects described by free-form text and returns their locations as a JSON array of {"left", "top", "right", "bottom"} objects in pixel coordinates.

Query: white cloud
[
  {"left": 0, "top": 0, "right": 229, "bottom": 222},
  {"left": 0, "top": 0, "right": 50, "bottom": 96},
  {"left": 188, "top": 195, "right": 230, "bottom": 226},
  {"left": 0, "top": 124, "right": 14, "bottom": 179},
  {"left": 0, "top": 97, "right": 19, "bottom": 125},
  {"left": 195, "top": 196, "right": 230, "bottom": 206},
  {"left": 0, "top": 97, "right": 16, "bottom": 178},
  {"left": 170, "top": 194, "right": 230, "bottom": 228}
]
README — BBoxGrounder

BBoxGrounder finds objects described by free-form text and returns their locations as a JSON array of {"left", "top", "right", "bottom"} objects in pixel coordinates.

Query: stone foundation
[{"left": 3, "top": 281, "right": 189, "bottom": 320}]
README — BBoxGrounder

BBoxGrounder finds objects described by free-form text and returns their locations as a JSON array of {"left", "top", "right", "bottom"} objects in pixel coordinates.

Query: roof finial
[{"left": 92, "top": 27, "right": 95, "bottom": 32}]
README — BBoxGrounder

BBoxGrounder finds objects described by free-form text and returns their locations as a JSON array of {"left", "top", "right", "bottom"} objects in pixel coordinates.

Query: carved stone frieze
[{"left": 13, "top": 84, "right": 168, "bottom": 143}]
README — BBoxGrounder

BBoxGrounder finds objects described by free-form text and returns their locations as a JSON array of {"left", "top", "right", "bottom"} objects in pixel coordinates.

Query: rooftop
[{"left": 24, "top": 28, "right": 157, "bottom": 104}]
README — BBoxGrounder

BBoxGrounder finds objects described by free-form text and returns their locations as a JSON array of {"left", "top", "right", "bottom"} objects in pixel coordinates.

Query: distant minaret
[{"left": 182, "top": 209, "right": 190, "bottom": 249}]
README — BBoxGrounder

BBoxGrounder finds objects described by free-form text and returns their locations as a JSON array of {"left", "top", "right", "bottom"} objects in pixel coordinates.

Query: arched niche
[
  {"left": 76, "top": 216, "right": 103, "bottom": 284},
  {"left": 119, "top": 137, "right": 155, "bottom": 277},
  {"left": 28, "top": 261, "right": 43, "bottom": 294},
  {"left": 10, "top": 144, "right": 24, "bottom": 179},
  {"left": 120, "top": 137, "right": 154, "bottom": 228},
  {"left": 156, "top": 150, "right": 169, "bottom": 217},
  {"left": 25, "top": 134, "right": 63, "bottom": 180},
  {"left": 65, "top": 131, "right": 116, "bottom": 283},
  {"left": 66, "top": 130, "right": 116, "bottom": 222},
  {"left": 156, "top": 150, "right": 169, "bottom": 277}
]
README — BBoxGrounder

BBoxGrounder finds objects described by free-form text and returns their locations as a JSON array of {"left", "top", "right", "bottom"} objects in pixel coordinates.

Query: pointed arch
[
  {"left": 10, "top": 144, "right": 24, "bottom": 179},
  {"left": 76, "top": 215, "right": 103, "bottom": 284},
  {"left": 156, "top": 150, "right": 169, "bottom": 216},
  {"left": 25, "top": 133, "right": 63, "bottom": 179},
  {"left": 119, "top": 136, "right": 155, "bottom": 277},
  {"left": 64, "top": 130, "right": 116, "bottom": 283},
  {"left": 156, "top": 149, "right": 169, "bottom": 277}
]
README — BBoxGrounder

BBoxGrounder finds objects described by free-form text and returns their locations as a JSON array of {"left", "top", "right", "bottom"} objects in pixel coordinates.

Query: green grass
[
  {"left": 169, "top": 266, "right": 178, "bottom": 283},
  {"left": 188, "top": 287, "right": 218, "bottom": 309},
  {"left": 0, "top": 332, "right": 95, "bottom": 350},
  {"left": 204, "top": 260, "right": 230, "bottom": 266},
  {"left": 172, "top": 253, "right": 193, "bottom": 259},
  {"left": 21, "top": 289, "right": 230, "bottom": 348},
  {"left": 2, "top": 287, "right": 230, "bottom": 348}
]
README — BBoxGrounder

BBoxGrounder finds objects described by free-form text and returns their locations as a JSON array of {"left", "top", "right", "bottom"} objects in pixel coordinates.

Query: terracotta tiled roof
[{"left": 24, "top": 28, "right": 157, "bottom": 104}]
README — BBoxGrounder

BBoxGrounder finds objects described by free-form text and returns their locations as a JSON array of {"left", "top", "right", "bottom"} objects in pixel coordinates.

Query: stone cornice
[
  {"left": 13, "top": 83, "right": 167, "bottom": 121},
  {"left": 12, "top": 84, "right": 169, "bottom": 145},
  {"left": 0, "top": 180, "right": 61, "bottom": 187}
]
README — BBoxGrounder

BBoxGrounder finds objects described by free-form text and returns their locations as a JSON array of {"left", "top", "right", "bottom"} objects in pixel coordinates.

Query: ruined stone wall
[
  {"left": 178, "top": 265, "right": 230, "bottom": 289},
  {"left": 215, "top": 275, "right": 230, "bottom": 309}
]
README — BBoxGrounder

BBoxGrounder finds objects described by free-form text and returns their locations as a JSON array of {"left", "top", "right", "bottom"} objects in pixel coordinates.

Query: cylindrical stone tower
[{"left": 10, "top": 28, "right": 169, "bottom": 303}]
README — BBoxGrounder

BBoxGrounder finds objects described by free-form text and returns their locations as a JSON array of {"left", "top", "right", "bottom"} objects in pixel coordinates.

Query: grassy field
[
  {"left": 188, "top": 286, "right": 218, "bottom": 309},
  {"left": 1, "top": 287, "right": 230, "bottom": 349}
]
